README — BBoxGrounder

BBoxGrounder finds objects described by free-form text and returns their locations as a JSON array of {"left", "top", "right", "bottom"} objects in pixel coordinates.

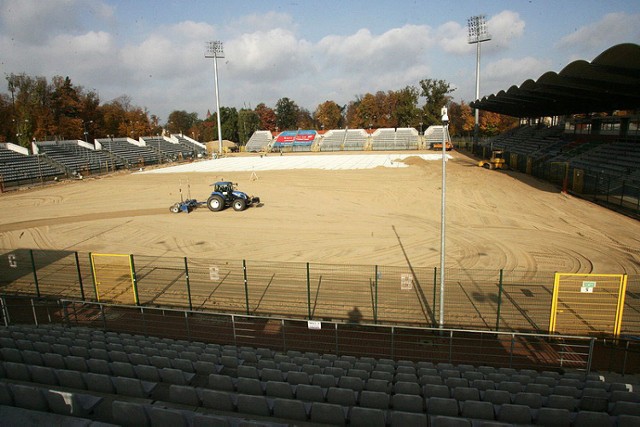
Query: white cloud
[
  {"left": 482, "top": 56, "right": 552, "bottom": 94},
  {"left": 556, "top": 12, "right": 640, "bottom": 56}
]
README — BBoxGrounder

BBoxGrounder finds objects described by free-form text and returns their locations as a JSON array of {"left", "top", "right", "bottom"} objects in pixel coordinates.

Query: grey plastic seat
[
  {"left": 395, "top": 381, "right": 422, "bottom": 396},
  {"left": 21, "top": 349, "right": 44, "bottom": 366},
  {"left": 524, "top": 382, "right": 551, "bottom": 396},
  {"left": 310, "top": 401, "right": 346, "bottom": 426},
  {"left": 326, "top": 386, "right": 356, "bottom": 406},
  {"left": 513, "top": 391, "right": 543, "bottom": 409},
  {"left": 460, "top": 400, "right": 494, "bottom": 420},
  {"left": 110, "top": 361, "right": 136, "bottom": 378},
  {"left": 618, "top": 414, "right": 640, "bottom": 427},
  {"left": 272, "top": 397, "right": 308, "bottom": 421},
  {"left": 236, "top": 377, "right": 263, "bottom": 395},
  {"left": 160, "top": 367, "right": 194, "bottom": 385},
  {"left": 497, "top": 403, "right": 532, "bottom": 424},
  {"left": 312, "top": 373, "right": 337, "bottom": 388},
  {"left": 611, "top": 390, "right": 640, "bottom": 403},
  {"left": 257, "top": 359, "right": 276, "bottom": 369},
  {"left": 424, "top": 384, "right": 450, "bottom": 398},
  {"left": 610, "top": 401, "right": 640, "bottom": 416},
  {"left": 483, "top": 389, "right": 512, "bottom": 405},
  {"left": 258, "top": 379, "right": 289, "bottom": 398},
  {"left": 237, "top": 365, "right": 259, "bottom": 379},
  {"left": 296, "top": 384, "right": 325, "bottom": 402},
  {"left": 350, "top": 406, "right": 386, "bottom": 427},
  {"left": 366, "top": 378, "right": 391, "bottom": 392},
  {"left": 261, "top": 368, "right": 285, "bottom": 382},
  {"left": 426, "top": 397, "right": 459, "bottom": 417},
  {"left": 236, "top": 394, "right": 271, "bottom": 416},
  {"left": 579, "top": 395, "right": 608, "bottom": 412},
  {"left": 209, "top": 373, "right": 235, "bottom": 391},
  {"left": 169, "top": 384, "right": 201, "bottom": 406},
  {"left": 546, "top": 394, "right": 577, "bottom": 411},
  {"left": 359, "top": 390, "right": 390, "bottom": 409},
  {"left": 112, "top": 376, "right": 156, "bottom": 398},
  {"left": 395, "top": 372, "right": 418, "bottom": 383},
  {"left": 42, "top": 353, "right": 66, "bottom": 369},
  {"left": 28, "top": 365, "right": 58, "bottom": 386},
  {"left": 86, "top": 358, "right": 111, "bottom": 375},
  {"left": 200, "top": 389, "right": 236, "bottom": 411},
  {"left": 150, "top": 355, "right": 172, "bottom": 369},
  {"left": 390, "top": 410, "right": 428, "bottom": 427},
  {"left": 286, "top": 370, "right": 310, "bottom": 386},
  {"left": 337, "top": 375, "right": 364, "bottom": 392},
  {"left": 553, "top": 385, "right": 580, "bottom": 398},
  {"left": 56, "top": 369, "right": 87, "bottom": 390},
  {"left": 421, "top": 375, "right": 444, "bottom": 385},
  {"left": 194, "top": 361, "right": 217, "bottom": 376},
  {"left": 147, "top": 406, "right": 189, "bottom": 427},
  {"left": 172, "top": 358, "right": 194, "bottom": 373},
  {"left": 0, "top": 347, "right": 22, "bottom": 363},
  {"left": 347, "top": 368, "right": 369, "bottom": 380},
  {"left": 10, "top": 384, "right": 49, "bottom": 412},
  {"left": 572, "top": 410, "right": 614, "bottom": 427},
  {"left": 371, "top": 370, "right": 394, "bottom": 382},
  {"left": 134, "top": 364, "right": 161, "bottom": 382},
  {"left": 4, "top": 361, "right": 31, "bottom": 381},
  {"left": 301, "top": 363, "right": 322, "bottom": 375},
  {"left": 497, "top": 380, "right": 522, "bottom": 394},
  {"left": 392, "top": 393, "right": 424, "bottom": 413},
  {"left": 324, "top": 366, "right": 345, "bottom": 378},
  {"left": 452, "top": 386, "right": 480, "bottom": 402},
  {"left": 536, "top": 407, "right": 571, "bottom": 427},
  {"left": 112, "top": 400, "right": 149, "bottom": 427},
  {"left": 84, "top": 372, "right": 115, "bottom": 393},
  {"left": 109, "top": 350, "right": 129, "bottom": 363}
]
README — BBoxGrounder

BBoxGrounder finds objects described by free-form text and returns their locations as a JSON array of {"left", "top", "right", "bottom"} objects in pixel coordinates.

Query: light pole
[
  {"left": 439, "top": 106, "right": 449, "bottom": 329},
  {"left": 468, "top": 15, "right": 491, "bottom": 147},
  {"left": 205, "top": 41, "right": 224, "bottom": 157},
  {"left": 83, "top": 120, "right": 93, "bottom": 143}
]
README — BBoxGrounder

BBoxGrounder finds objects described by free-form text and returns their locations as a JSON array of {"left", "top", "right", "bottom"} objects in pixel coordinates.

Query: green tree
[
  {"left": 419, "top": 78, "right": 455, "bottom": 126},
  {"left": 275, "top": 97, "right": 299, "bottom": 131},
  {"left": 394, "top": 86, "right": 420, "bottom": 128},
  {"left": 237, "top": 108, "right": 260, "bottom": 144},
  {"left": 166, "top": 110, "right": 198, "bottom": 134}
]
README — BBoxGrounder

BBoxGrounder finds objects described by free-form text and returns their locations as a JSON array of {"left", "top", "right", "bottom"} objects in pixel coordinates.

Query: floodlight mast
[
  {"left": 467, "top": 15, "right": 491, "bottom": 147},
  {"left": 205, "top": 41, "right": 225, "bottom": 157}
]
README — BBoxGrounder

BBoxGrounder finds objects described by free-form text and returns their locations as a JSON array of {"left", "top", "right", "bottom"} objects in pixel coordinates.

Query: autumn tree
[
  {"left": 255, "top": 103, "right": 276, "bottom": 131},
  {"left": 166, "top": 110, "right": 198, "bottom": 135},
  {"left": 447, "top": 101, "right": 475, "bottom": 137},
  {"left": 314, "top": 100, "right": 343, "bottom": 130},
  {"left": 237, "top": 108, "right": 260, "bottom": 144}
]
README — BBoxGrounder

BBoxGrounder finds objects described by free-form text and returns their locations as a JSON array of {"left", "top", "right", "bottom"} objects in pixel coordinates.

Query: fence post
[
  {"left": 88, "top": 253, "right": 99, "bottom": 302},
  {"left": 306, "top": 263, "right": 311, "bottom": 319},
  {"left": 74, "top": 252, "right": 85, "bottom": 300},
  {"left": 129, "top": 254, "right": 140, "bottom": 306},
  {"left": 184, "top": 257, "right": 192, "bottom": 311},
  {"left": 374, "top": 265, "right": 378, "bottom": 324},
  {"left": 432, "top": 267, "right": 437, "bottom": 327},
  {"left": 496, "top": 269, "right": 504, "bottom": 331},
  {"left": 587, "top": 338, "right": 595, "bottom": 375},
  {"left": 243, "top": 260, "right": 250, "bottom": 315},
  {"left": 29, "top": 249, "right": 40, "bottom": 298},
  {"left": 509, "top": 333, "right": 515, "bottom": 368}
]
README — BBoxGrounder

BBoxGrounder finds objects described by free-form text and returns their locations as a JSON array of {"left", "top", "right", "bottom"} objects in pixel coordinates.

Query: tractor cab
[{"left": 478, "top": 150, "right": 507, "bottom": 170}]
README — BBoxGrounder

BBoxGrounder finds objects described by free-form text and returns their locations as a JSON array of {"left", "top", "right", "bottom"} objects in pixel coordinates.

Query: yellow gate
[
  {"left": 90, "top": 253, "right": 138, "bottom": 305},
  {"left": 549, "top": 273, "right": 627, "bottom": 337}
]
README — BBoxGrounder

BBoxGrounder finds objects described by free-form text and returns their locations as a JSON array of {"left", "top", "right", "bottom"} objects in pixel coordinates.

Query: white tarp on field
[{"left": 140, "top": 153, "right": 450, "bottom": 173}]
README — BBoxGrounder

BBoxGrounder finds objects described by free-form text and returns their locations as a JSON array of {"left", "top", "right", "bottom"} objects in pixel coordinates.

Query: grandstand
[
  {"left": 245, "top": 130, "right": 273, "bottom": 152},
  {"left": 141, "top": 136, "right": 194, "bottom": 162},
  {"left": 95, "top": 137, "right": 159, "bottom": 168},
  {"left": 371, "top": 128, "right": 420, "bottom": 150},
  {"left": 170, "top": 134, "right": 207, "bottom": 157},
  {"left": 271, "top": 130, "right": 317, "bottom": 152},
  {"left": 0, "top": 143, "right": 64, "bottom": 187},
  {"left": 35, "top": 140, "right": 122, "bottom": 176}
]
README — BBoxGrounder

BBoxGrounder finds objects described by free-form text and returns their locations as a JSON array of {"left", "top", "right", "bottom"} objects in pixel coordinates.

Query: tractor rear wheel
[
  {"left": 483, "top": 163, "right": 491, "bottom": 169},
  {"left": 207, "top": 195, "right": 225, "bottom": 212},
  {"left": 233, "top": 198, "right": 247, "bottom": 211},
  {"left": 170, "top": 204, "right": 180, "bottom": 213}
]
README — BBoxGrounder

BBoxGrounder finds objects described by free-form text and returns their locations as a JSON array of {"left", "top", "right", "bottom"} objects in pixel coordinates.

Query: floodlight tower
[
  {"left": 205, "top": 41, "right": 224, "bottom": 157},
  {"left": 468, "top": 15, "right": 491, "bottom": 146},
  {"left": 439, "top": 106, "right": 449, "bottom": 329}
]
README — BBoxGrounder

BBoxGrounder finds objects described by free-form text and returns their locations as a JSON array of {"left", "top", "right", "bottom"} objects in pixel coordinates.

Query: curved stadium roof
[{"left": 470, "top": 43, "right": 640, "bottom": 118}]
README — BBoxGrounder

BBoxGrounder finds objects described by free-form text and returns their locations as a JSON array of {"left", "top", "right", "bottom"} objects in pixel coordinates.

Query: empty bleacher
[
  {"left": 245, "top": 131, "right": 273, "bottom": 152},
  {"left": 171, "top": 134, "right": 207, "bottom": 157},
  {"left": 0, "top": 144, "right": 63, "bottom": 186},
  {"left": 371, "top": 128, "right": 420, "bottom": 151},
  {"left": 1, "top": 323, "right": 638, "bottom": 426},
  {"left": 37, "top": 141, "right": 122, "bottom": 175},
  {"left": 95, "top": 138, "right": 159, "bottom": 167},
  {"left": 142, "top": 137, "right": 194, "bottom": 162}
]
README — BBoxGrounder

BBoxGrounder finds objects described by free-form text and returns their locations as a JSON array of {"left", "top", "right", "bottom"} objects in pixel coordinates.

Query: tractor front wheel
[
  {"left": 170, "top": 204, "right": 180, "bottom": 213},
  {"left": 207, "top": 195, "right": 225, "bottom": 212},
  {"left": 233, "top": 198, "right": 247, "bottom": 211}
]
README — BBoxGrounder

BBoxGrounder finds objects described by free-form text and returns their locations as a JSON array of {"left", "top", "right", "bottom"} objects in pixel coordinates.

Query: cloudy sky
[{"left": 1, "top": 0, "right": 639, "bottom": 123}]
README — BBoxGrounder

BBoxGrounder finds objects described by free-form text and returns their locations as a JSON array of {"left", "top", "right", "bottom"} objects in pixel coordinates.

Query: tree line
[{"left": 1, "top": 72, "right": 517, "bottom": 148}]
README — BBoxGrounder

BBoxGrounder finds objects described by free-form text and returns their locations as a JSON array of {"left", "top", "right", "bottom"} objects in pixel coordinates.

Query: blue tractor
[{"left": 206, "top": 181, "right": 260, "bottom": 212}]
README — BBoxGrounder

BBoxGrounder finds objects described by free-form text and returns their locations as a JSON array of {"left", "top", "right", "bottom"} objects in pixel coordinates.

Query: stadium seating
[
  {"left": 245, "top": 130, "right": 273, "bottom": 152},
  {"left": 0, "top": 323, "right": 638, "bottom": 426}
]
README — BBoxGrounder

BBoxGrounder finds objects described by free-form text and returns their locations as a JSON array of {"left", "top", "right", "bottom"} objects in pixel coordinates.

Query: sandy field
[{"left": 1, "top": 150, "right": 639, "bottom": 275}]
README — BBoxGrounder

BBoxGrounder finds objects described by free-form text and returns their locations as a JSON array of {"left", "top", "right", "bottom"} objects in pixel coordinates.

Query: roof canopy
[{"left": 470, "top": 43, "right": 640, "bottom": 118}]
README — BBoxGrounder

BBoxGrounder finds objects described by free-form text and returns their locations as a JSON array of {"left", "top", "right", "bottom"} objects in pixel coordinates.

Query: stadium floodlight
[
  {"left": 468, "top": 15, "right": 491, "bottom": 146},
  {"left": 205, "top": 41, "right": 225, "bottom": 157},
  {"left": 439, "top": 106, "right": 449, "bottom": 329}
]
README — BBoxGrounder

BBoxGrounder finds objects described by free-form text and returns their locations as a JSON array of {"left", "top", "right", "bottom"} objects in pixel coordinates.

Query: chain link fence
[{"left": 0, "top": 248, "right": 638, "bottom": 337}]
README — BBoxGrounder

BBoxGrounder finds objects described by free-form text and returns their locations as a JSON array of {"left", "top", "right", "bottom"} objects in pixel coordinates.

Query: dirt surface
[{"left": 1, "top": 150, "right": 639, "bottom": 274}]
